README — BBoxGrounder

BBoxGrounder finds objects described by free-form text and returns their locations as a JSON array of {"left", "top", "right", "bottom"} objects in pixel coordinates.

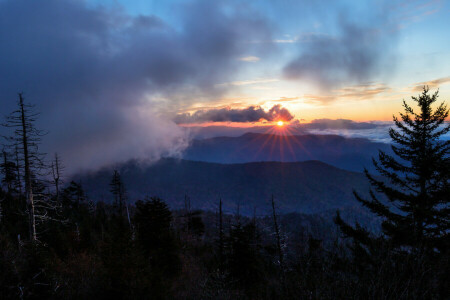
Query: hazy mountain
[
  {"left": 74, "top": 158, "right": 376, "bottom": 216},
  {"left": 182, "top": 132, "right": 392, "bottom": 172}
]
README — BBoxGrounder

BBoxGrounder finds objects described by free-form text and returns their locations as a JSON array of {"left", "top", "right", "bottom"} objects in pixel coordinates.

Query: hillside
[
  {"left": 74, "top": 158, "right": 375, "bottom": 215},
  {"left": 182, "top": 132, "right": 391, "bottom": 172}
]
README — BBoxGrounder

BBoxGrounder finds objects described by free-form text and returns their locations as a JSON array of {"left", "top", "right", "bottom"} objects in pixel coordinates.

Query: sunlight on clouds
[
  {"left": 215, "top": 78, "right": 279, "bottom": 87},
  {"left": 410, "top": 76, "right": 450, "bottom": 92},
  {"left": 239, "top": 56, "right": 260, "bottom": 62}
]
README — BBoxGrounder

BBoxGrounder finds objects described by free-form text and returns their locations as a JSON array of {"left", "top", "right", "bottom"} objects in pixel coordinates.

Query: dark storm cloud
[
  {"left": 0, "top": 0, "right": 272, "bottom": 173},
  {"left": 283, "top": 15, "right": 397, "bottom": 89},
  {"left": 174, "top": 105, "right": 294, "bottom": 124}
]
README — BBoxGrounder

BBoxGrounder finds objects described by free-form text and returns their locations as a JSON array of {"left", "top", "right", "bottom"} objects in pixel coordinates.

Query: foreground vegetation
[{"left": 0, "top": 88, "right": 448, "bottom": 299}]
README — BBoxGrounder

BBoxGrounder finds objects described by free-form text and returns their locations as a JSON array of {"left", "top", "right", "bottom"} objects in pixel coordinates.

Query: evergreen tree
[
  {"left": 336, "top": 87, "right": 449, "bottom": 253},
  {"left": 133, "top": 197, "right": 181, "bottom": 296},
  {"left": 110, "top": 170, "right": 125, "bottom": 215},
  {"left": 134, "top": 197, "right": 176, "bottom": 257},
  {"left": 62, "top": 181, "right": 86, "bottom": 209},
  {"left": 109, "top": 170, "right": 131, "bottom": 228}
]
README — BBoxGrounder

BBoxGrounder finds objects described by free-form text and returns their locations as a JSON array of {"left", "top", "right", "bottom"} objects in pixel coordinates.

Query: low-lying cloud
[
  {"left": 303, "top": 119, "right": 383, "bottom": 130},
  {"left": 175, "top": 105, "right": 294, "bottom": 124}
]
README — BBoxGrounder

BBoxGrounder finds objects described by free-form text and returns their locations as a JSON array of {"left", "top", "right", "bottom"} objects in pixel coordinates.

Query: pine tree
[
  {"left": 110, "top": 170, "right": 125, "bottom": 215},
  {"left": 336, "top": 87, "right": 449, "bottom": 253},
  {"left": 133, "top": 197, "right": 180, "bottom": 280},
  {"left": 62, "top": 181, "right": 86, "bottom": 209},
  {"left": 109, "top": 170, "right": 131, "bottom": 228}
]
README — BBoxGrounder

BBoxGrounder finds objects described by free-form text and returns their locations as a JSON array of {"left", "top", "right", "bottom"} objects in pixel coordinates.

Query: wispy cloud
[
  {"left": 336, "top": 83, "right": 391, "bottom": 99},
  {"left": 302, "top": 82, "right": 390, "bottom": 103},
  {"left": 239, "top": 56, "right": 260, "bottom": 62},
  {"left": 215, "top": 78, "right": 279, "bottom": 87},
  {"left": 273, "top": 33, "right": 331, "bottom": 44},
  {"left": 268, "top": 97, "right": 301, "bottom": 103},
  {"left": 396, "top": 0, "right": 443, "bottom": 27},
  {"left": 283, "top": 11, "right": 397, "bottom": 90},
  {"left": 411, "top": 76, "right": 450, "bottom": 92}
]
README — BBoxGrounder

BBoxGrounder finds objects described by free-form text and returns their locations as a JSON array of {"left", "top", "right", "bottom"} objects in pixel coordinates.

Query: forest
[{"left": 0, "top": 88, "right": 448, "bottom": 299}]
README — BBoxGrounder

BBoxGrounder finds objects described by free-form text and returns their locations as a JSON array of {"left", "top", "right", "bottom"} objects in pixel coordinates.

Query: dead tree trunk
[
  {"left": 271, "top": 195, "right": 285, "bottom": 275},
  {"left": 219, "top": 197, "right": 224, "bottom": 268},
  {"left": 51, "top": 153, "right": 62, "bottom": 203},
  {"left": 14, "top": 146, "right": 22, "bottom": 196},
  {"left": 19, "top": 94, "right": 37, "bottom": 242}
]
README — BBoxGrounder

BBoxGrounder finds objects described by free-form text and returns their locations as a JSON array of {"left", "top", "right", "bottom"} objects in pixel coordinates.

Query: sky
[
  {"left": 0, "top": 0, "right": 449, "bottom": 172},
  {"left": 89, "top": 0, "right": 450, "bottom": 122}
]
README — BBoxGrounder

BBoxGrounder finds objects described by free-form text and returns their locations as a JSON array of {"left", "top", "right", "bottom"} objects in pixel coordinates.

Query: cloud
[
  {"left": 411, "top": 76, "right": 450, "bottom": 92},
  {"left": 301, "top": 82, "right": 390, "bottom": 103},
  {"left": 335, "top": 83, "right": 391, "bottom": 99},
  {"left": 0, "top": 0, "right": 273, "bottom": 173},
  {"left": 216, "top": 78, "right": 279, "bottom": 87},
  {"left": 288, "top": 119, "right": 392, "bottom": 143},
  {"left": 396, "top": 0, "right": 443, "bottom": 27},
  {"left": 239, "top": 56, "right": 260, "bottom": 62},
  {"left": 303, "top": 119, "right": 384, "bottom": 130},
  {"left": 183, "top": 119, "right": 393, "bottom": 143},
  {"left": 283, "top": 15, "right": 397, "bottom": 90},
  {"left": 273, "top": 32, "right": 331, "bottom": 44},
  {"left": 174, "top": 104, "right": 294, "bottom": 124}
]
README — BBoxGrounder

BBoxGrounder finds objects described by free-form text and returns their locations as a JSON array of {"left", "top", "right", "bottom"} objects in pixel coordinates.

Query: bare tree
[
  {"left": 14, "top": 145, "right": 22, "bottom": 195},
  {"left": 51, "top": 153, "right": 64, "bottom": 202},
  {"left": 271, "top": 195, "right": 286, "bottom": 283},
  {"left": 2, "top": 93, "right": 48, "bottom": 242},
  {"left": 184, "top": 194, "right": 191, "bottom": 235},
  {"left": 219, "top": 197, "right": 224, "bottom": 268},
  {"left": 1, "top": 149, "right": 16, "bottom": 193}
]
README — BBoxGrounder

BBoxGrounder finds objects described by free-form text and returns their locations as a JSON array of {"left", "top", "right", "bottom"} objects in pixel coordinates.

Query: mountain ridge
[
  {"left": 181, "top": 132, "right": 392, "bottom": 172},
  {"left": 74, "top": 158, "right": 375, "bottom": 216}
]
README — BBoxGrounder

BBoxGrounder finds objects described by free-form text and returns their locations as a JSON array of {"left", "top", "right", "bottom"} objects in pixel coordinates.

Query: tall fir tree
[
  {"left": 110, "top": 170, "right": 125, "bottom": 215},
  {"left": 336, "top": 87, "right": 449, "bottom": 254}
]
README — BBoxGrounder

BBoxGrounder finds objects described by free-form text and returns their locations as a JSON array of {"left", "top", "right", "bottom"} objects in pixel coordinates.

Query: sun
[{"left": 277, "top": 120, "right": 284, "bottom": 126}]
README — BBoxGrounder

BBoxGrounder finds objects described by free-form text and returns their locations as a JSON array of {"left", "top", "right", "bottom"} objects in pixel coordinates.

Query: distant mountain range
[
  {"left": 182, "top": 132, "right": 392, "bottom": 172},
  {"left": 74, "top": 158, "right": 377, "bottom": 216}
]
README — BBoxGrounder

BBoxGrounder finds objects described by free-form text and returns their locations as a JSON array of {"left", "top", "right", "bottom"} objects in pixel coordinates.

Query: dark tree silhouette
[
  {"left": 1, "top": 150, "right": 16, "bottom": 193},
  {"left": 109, "top": 170, "right": 131, "bottom": 228},
  {"left": 336, "top": 87, "right": 449, "bottom": 253},
  {"left": 133, "top": 197, "right": 181, "bottom": 295},
  {"left": 62, "top": 181, "right": 86, "bottom": 209},
  {"left": 110, "top": 170, "right": 124, "bottom": 215},
  {"left": 51, "top": 153, "right": 64, "bottom": 202},
  {"left": 2, "top": 93, "right": 47, "bottom": 241}
]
